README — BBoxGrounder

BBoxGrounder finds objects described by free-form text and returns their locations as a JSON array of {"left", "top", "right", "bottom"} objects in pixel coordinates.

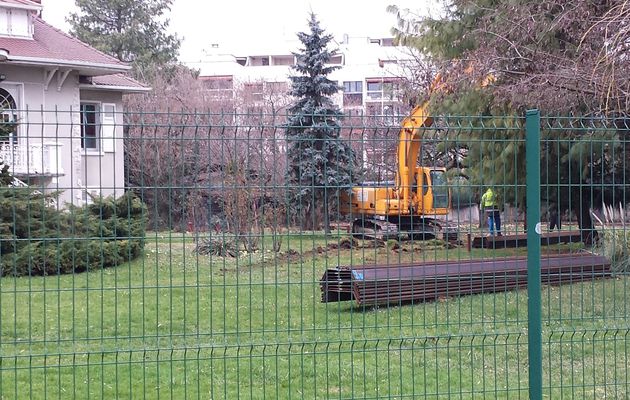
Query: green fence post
[{"left": 526, "top": 109, "right": 542, "bottom": 400}]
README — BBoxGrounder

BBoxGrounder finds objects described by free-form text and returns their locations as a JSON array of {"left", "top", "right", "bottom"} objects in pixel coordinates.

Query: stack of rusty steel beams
[
  {"left": 320, "top": 253, "right": 611, "bottom": 306},
  {"left": 468, "top": 230, "right": 584, "bottom": 249},
  {"left": 320, "top": 267, "right": 354, "bottom": 302}
]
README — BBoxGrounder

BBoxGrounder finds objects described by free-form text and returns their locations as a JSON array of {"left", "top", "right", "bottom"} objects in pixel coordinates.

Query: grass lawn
[{"left": 0, "top": 231, "right": 628, "bottom": 399}]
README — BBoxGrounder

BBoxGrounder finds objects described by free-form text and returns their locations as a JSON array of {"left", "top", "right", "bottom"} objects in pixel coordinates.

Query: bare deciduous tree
[{"left": 124, "top": 68, "right": 294, "bottom": 236}]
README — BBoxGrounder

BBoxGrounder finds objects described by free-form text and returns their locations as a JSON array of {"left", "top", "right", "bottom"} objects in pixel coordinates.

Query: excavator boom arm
[{"left": 395, "top": 101, "right": 434, "bottom": 207}]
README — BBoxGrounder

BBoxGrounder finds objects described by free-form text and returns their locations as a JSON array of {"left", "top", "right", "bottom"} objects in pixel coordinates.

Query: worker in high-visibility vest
[{"left": 480, "top": 187, "right": 502, "bottom": 236}]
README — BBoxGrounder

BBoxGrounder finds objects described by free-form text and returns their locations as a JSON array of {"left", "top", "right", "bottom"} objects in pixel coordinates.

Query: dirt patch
[{"left": 249, "top": 237, "right": 463, "bottom": 269}]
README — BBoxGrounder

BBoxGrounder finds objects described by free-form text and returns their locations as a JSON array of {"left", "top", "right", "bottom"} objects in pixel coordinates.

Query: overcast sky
[{"left": 40, "top": 0, "right": 440, "bottom": 62}]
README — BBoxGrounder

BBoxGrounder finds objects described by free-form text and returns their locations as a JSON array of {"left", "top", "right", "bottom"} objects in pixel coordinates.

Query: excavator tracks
[{"left": 351, "top": 217, "right": 455, "bottom": 241}]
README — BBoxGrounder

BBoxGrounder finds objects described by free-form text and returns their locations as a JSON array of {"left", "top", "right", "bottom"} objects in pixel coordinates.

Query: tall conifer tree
[
  {"left": 285, "top": 13, "right": 355, "bottom": 233},
  {"left": 68, "top": 0, "right": 180, "bottom": 76}
]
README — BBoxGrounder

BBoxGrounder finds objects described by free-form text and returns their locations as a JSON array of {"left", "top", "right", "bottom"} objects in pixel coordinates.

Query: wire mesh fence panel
[{"left": 0, "top": 108, "right": 627, "bottom": 399}]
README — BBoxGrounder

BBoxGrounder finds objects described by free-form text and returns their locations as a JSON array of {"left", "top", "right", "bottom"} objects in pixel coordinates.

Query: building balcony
[{"left": 0, "top": 142, "right": 64, "bottom": 177}]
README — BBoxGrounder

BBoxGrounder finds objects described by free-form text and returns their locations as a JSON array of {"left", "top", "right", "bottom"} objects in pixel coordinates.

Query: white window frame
[
  {"left": 0, "top": 86, "right": 19, "bottom": 143},
  {"left": 80, "top": 102, "right": 116, "bottom": 154},
  {"left": 343, "top": 81, "right": 363, "bottom": 107},
  {"left": 80, "top": 102, "right": 100, "bottom": 152}
]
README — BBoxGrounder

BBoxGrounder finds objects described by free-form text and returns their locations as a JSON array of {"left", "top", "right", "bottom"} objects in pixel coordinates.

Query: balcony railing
[{"left": 0, "top": 142, "right": 64, "bottom": 176}]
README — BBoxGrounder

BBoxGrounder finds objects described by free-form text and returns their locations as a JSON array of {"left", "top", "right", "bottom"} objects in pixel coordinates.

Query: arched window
[{"left": 0, "top": 88, "right": 17, "bottom": 143}]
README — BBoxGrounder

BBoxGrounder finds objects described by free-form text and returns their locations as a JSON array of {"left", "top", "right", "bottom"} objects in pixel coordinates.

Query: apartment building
[{"left": 190, "top": 35, "right": 415, "bottom": 118}]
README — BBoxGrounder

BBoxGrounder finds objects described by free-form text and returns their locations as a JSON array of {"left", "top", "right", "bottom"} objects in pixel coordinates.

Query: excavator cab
[
  {"left": 429, "top": 169, "right": 450, "bottom": 210},
  {"left": 414, "top": 167, "right": 450, "bottom": 215}
]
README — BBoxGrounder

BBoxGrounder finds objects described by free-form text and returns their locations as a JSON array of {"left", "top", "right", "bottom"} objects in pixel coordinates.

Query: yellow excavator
[{"left": 340, "top": 76, "right": 453, "bottom": 240}]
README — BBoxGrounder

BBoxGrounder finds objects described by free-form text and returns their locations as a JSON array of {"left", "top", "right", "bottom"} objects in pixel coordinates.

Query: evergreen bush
[{"left": 0, "top": 187, "right": 147, "bottom": 276}]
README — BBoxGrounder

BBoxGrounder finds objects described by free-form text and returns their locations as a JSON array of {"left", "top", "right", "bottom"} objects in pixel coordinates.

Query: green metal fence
[{"left": 0, "top": 109, "right": 628, "bottom": 399}]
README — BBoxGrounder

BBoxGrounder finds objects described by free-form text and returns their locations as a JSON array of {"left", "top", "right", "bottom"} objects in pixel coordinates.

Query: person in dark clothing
[{"left": 548, "top": 203, "right": 561, "bottom": 231}]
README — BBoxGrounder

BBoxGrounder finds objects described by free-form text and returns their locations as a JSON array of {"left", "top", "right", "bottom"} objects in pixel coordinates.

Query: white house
[{"left": 0, "top": 0, "right": 149, "bottom": 206}]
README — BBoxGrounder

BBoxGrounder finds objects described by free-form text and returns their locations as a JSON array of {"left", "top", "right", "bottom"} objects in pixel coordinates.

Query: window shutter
[{"left": 101, "top": 103, "right": 116, "bottom": 152}]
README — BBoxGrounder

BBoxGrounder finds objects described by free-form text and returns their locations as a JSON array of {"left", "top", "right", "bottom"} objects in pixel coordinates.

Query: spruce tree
[{"left": 285, "top": 13, "right": 355, "bottom": 233}]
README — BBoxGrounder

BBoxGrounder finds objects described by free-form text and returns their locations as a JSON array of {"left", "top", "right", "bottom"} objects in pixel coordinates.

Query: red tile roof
[
  {"left": 0, "top": 17, "right": 128, "bottom": 70},
  {"left": 0, "top": 0, "right": 41, "bottom": 9},
  {"left": 87, "top": 74, "right": 150, "bottom": 92}
]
